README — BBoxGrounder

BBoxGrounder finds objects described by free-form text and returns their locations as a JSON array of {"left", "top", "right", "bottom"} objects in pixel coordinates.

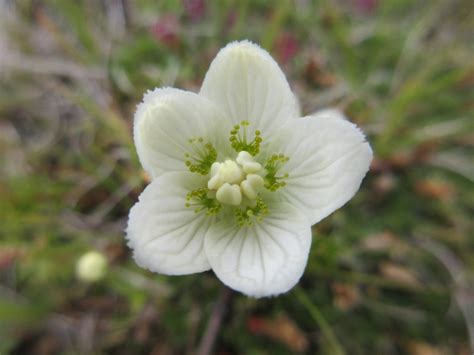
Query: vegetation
[{"left": 0, "top": 0, "right": 472, "bottom": 353}]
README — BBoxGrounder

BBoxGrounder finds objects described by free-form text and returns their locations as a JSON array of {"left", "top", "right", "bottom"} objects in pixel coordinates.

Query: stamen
[
  {"left": 234, "top": 197, "right": 269, "bottom": 226},
  {"left": 184, "top": 138, "right": 217, "bottom": 175},
  {"left": 185, "top": 187, "right": 221, "bottom": 215},
  {"left": 229, "top": 121, "right": 262, "bottom": 156},
  {"left": 264, "top": 154, "right": 289, "bottom": 191}
]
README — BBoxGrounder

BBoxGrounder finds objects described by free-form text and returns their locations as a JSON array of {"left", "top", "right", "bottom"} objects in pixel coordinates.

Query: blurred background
[{"left": 0, "top": 0, "right": 473, "bottom": 354}]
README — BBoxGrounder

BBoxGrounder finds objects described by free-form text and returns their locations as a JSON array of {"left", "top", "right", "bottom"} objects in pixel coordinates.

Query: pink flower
[
  {"left": 275, "top": 33, "right": 299, "bottom": 64},
  {"left": 183, "top": 0, "right": 206, "bottom": 22},
  {"left": 150, "top": 15, "right": 180, "bottom": 48},
  {"left": 354, "top": 0, "right": 378, "bottom": 13}
]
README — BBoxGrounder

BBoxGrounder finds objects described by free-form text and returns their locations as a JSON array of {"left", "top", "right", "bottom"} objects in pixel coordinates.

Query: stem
[
  {"left": 197, "top": 285, "right": 232, "bottom": 355},
  {"left": 294, "top": 287, "right": 345, "bottom": 355}
]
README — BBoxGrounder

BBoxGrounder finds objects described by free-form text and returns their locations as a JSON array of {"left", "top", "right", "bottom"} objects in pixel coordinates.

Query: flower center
[
  {"left": 184, "top": 122, "right": 290, "bottom": 225},
  {"left": 207, "top": 151, "right": 264, "bottom": 206}
]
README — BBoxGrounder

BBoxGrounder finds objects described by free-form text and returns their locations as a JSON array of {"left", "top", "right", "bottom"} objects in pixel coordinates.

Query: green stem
[{"left": 294, "top": 287, "right": 345, "bottom": 355}]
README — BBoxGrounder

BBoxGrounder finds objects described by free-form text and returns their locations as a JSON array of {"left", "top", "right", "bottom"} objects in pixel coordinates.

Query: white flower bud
[{"left": 76, "top": 251, "right": 108, "bottom": 282}]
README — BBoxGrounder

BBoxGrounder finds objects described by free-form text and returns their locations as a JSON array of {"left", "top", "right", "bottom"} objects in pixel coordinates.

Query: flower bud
[{"left": 76, "top": 251, "right": 108, "bottom": 282}]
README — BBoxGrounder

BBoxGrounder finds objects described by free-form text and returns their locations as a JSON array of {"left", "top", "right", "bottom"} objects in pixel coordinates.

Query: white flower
[
  {"left": 76, "top": 251, "right": 108, "bottom": 282},
  {"left": 126, "top": 41, "right": 372, "bottom": 297}
]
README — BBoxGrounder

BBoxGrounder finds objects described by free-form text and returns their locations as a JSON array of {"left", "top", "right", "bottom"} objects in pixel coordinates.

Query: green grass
[{"left": 0, "top": 0, "right": 472, "bottom": 354}]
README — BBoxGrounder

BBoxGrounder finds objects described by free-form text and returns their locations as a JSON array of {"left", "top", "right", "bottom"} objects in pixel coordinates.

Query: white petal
[
  {"left": 311, "top": 108, "right": 347, "bottom": 121},
  {"left": 126, "top": 172, "right": 213, "bottom": 275},
  {"left": 134, "top": 88, "right": 233, "bottom": 178},
  {"left": 199, "top": 40, "right": 299, "bottom": 136},
  {"left": 268, "top": 115, "right": 372, "bottom": 225},
  {"left": 204, "top": 202, "right": 311, "bottom": 298}
]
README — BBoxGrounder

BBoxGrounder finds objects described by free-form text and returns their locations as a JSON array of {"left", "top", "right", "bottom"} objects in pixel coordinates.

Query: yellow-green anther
[
  {"left": 184, "top": 138, "right": 218, "bottom": 175},
  {"left": 229, "top": 121, "right": 262, "bottom": 156},
  {"left": 186, "top": 187, "right": 221, "bottom": 215},
  {"left": 264, "top": 153, "right": 290, "bottom": 191},
  {"left": 234, "top": 197, "right": 269, "bottom": 226}
]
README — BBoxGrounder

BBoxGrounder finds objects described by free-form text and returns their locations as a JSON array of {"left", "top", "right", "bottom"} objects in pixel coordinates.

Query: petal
[
  {"left": 204, "top": 202, "right": 311, "bottom": 297},
  {"left": 267, "top": 115, "right": 373, "bottom": 225},
  {"left": 126, "top": 172, "right": 213, "bottom": 275},
  {"left": 311, "top": 108, "right": 347, "bottom": 121},
  {"left": 134, "top": 88, "right": 234, "bottom": 178},
  {"left": 199, "top": 40, "right": 299, "bottom": 136}
]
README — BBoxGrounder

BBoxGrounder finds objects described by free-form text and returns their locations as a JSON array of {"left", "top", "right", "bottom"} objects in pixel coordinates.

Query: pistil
[{"left": 207, "top": 151, "right": 264, "bottom": 206}]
